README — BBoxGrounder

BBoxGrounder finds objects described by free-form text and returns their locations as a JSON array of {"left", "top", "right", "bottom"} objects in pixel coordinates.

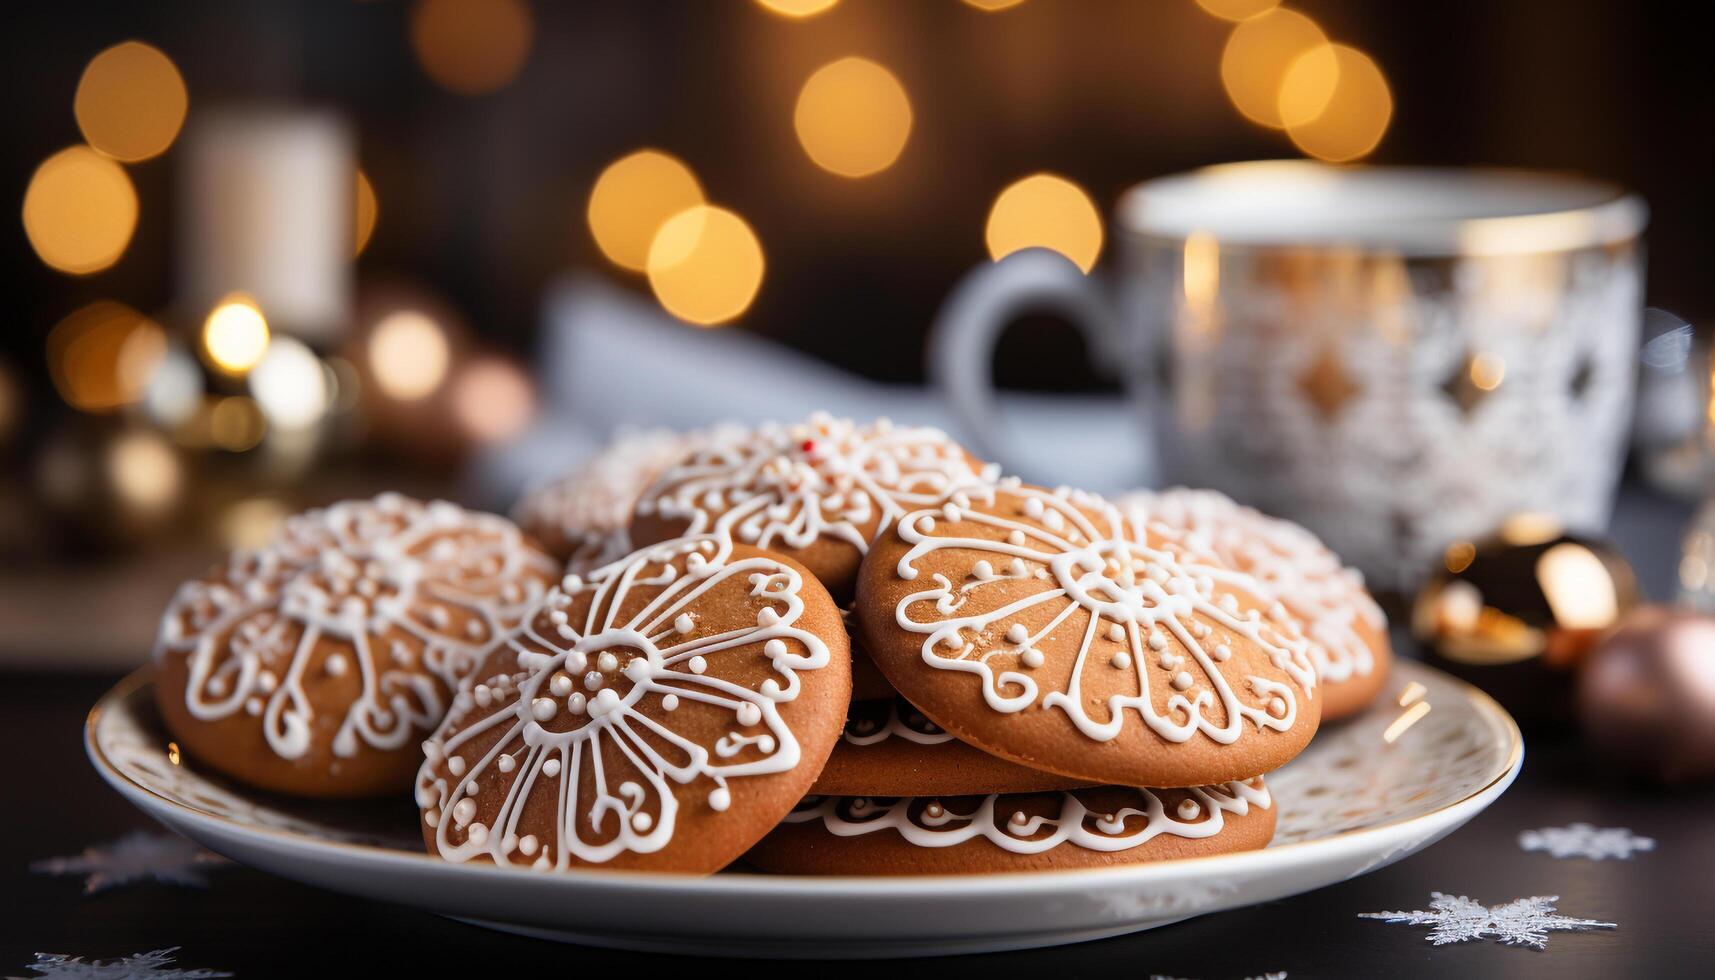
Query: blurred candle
[{"left": 179, "top": 108, "right": 353, "bottom": 343}]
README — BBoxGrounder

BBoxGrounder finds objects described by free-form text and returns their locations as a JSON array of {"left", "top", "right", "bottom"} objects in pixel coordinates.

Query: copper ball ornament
[
  {"left": 1412, "top": 514, "right": 1638, "bottom": 729},
  {"left": 1578, "top": 605, "right": 1715, "bottom": 784}
]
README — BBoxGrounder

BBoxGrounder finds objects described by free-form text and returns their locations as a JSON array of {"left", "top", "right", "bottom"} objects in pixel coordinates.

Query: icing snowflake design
[
  {"left": 841, "top": 698, "right": 955, "bottom": 746},
  {"left": 417, "top": 532, "right": 832, "bottom": 867},
  {"left": 31, "top": 832, "right": 225, "bottom": 894},
  {"left": 1518, "top": 823, "right": 1656, "bottom": 861},
  {"left": 1121, "top": 488, "right": 1385, "bottom": 685},
  {"left": 635, "top": 413, "right": 997, "bottom": 556},
  {"left": 892, "top": 480, "right": 1317, "bottom": 744},
  {"left": 787, "top": 780, "right": 1270, "bottom": 854},
  {"left": 9, "top": 948, "right": 231, "bottom": 980},
  {"left": 1360, "top": 893, "right": 1617, "bottom": 948},
  {"left": 154, "top": 494, "right": 557, "bottom": 760},
  {"left": 513, "top": 427, "right": 712, "bottom": 569}
]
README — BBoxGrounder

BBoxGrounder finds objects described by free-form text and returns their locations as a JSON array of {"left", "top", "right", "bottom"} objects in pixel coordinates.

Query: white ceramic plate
[{"left": 88, "top": 658, "right": 1520, "bottom": 958}]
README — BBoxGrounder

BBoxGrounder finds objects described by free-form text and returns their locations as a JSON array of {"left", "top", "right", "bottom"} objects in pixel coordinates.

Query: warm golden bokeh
[
  {"left": 1275, "top": 42, "right": 1340, "bottom": 128},
  {"left": 108, "top": 428, "right": 182, "bottom": 517},
  {"left": 201, "top": 295, "right": 271, "bottom": 376},
  {"left": 794, "top": 57, "right": 913, "bottom": 178},
  {"left": 586, "top": 150, "right": 705, "bottom": 272},
  {"left": 755, "top": 0, "right": 839, "bottom": 17},
  {"left": 46, "top": 301, "right": 166, "bottom": 413},
  {"left": 1195, "top": 0, "right": 1280, "bottom": 21},
  {"left": 249, "top": 337, "right": 330, "bottom": 430},
  {"left": 208, "top": 395, "right": 268, "bottom": 452},
  {"left": 1220, "top": 7, "right": 1327, "bottom": 128},
  {"left": 984, "top": 173, "right": 1104, "bottom": 273},
  {"left": 74, "top": 40, "right": 188, "bottom": 162},
  {"left": 354, "top": 169, "right": 379, "bottom": 257},
  {"left": 452, "top": 357, "right": 535, "bottom": 442},
  {"left": 368, "top": 310, "right": 452, "bottom": 399},
  {"left": 647, "top": 205, "right": 766, "bottom": 326},
  {"left": 22, "top": 146, "right": 139, "bottom": 275},
  {"left": 962, "top": 0, "right": 1029, "bottom": 10},
  {"left": 1283, "top": 44, "right": 1393, "bottom": 162},
  {"left": 411, "top": 0, "right": 534, "bottom": 95}
]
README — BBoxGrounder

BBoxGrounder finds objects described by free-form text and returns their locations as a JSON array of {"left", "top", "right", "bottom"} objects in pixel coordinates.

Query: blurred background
[{"left": 2, "top": 0, "right": 1711, "bottom": 672}]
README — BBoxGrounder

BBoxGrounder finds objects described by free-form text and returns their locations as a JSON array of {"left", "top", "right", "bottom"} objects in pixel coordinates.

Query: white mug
[{"left": 930, "top": 161, "right": 1647, "bottom": 593}]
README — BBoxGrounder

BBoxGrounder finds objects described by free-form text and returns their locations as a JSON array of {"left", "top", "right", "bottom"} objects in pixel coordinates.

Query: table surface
[{"left": 6, "top": 485, "right": 1715, "bottom": 978}]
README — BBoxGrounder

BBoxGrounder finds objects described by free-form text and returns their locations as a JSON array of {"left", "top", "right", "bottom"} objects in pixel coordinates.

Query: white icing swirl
[
  {"left": 785, "top": 780, "right": 1271, "bottom": 854},
  {"left": 1120, "top": 488, "right": 1386, "bottom": 685},
  {"left": 841, "top": 699, "right": 956, "bottom": 746},
  {"left": 153, "top": 493, "right": 558, "bottom": 761},
  {"left": 634, "top": 413, "right": 998, "bottom": 558},
  {"left": 891, "top": 480, "right": 1317, "bottom": 746},
  {"left": 416, "top": 529, "right": 834, "bottom": 867}
]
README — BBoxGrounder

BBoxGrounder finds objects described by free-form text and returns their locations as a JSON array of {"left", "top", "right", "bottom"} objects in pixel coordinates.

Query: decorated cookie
[
  {"left": 153, "top": 494, "right": 559, "bottom": 798},
  {"left": 629, "top": 413, "right": 997, "bottom": 602},
  {"left": 814, "top": 698, "right": 1092, "bottom": 797},
  {"left": 513, "top": 426, "right": 727, "bottom": 569},
  {"left": 415, "top": 534, "right": 850, "bottom": 873},
  {"left": 856, "top": 479, "right": 1320, "bottom": 787},
  {"left": 1121, "top": 488, "right": 1391, "bottom": 721},
  {"left": 845, "top": 607, "right": 898, "bottom": 702},
  {"left": 747, "top": 779, "right": 1274, "bottom": 874}
]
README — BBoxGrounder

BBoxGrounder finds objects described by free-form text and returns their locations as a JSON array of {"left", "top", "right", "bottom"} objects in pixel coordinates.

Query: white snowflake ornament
[
  {"left": 1518, "top": 823, "right": 1655, "bottom": 861},
  {"left": 1360, "top": 892, "right": 1616, "bottom": 949},
  {"left": 31, "top": 832, "right": 226, "bottom": 894},
  {"left": 8, "top": 948, "right": 231, "bottom": 980}
]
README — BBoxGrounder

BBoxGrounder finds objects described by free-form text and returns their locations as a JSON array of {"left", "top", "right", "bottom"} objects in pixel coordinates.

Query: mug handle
[{"left": 928, "top": 248, "right": 1143, "bottom": 480}]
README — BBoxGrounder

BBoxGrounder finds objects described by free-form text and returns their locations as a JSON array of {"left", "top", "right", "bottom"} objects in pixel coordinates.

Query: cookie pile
[{"left": 151, "top": 413, "right": 1391, "bottom": 876}]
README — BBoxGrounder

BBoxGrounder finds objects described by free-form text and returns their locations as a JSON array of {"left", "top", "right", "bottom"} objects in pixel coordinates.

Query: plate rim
[{"left": 88, "top": 658, "right": 1523, "bottom": 897}]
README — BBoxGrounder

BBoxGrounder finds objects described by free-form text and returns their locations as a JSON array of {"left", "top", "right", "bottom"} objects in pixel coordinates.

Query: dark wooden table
[{"left": 6, "top": 485, "right": 1714, "bottom": 978}]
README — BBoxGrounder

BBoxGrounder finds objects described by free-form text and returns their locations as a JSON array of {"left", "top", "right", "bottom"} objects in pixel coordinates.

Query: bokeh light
[
  {"left": 219, "top": 497, "right": 289, "bottom": 550},
  {"left": 1220, "top": 7, "right": 1327, "bottom": 129},
  {"left": 984, "top": 173, "right": 1104, "bottom": 273},
  {"left": 201, "top": 295, "right": 271, "bottom": 376},
  {"left": 647, "top": 206, "right": 766, "bottom": 327},
  {"left": 1196, "top": 0, "right": 1279, "bottom": 21},
  {"left": 755, "top": 0, "right": 839, "bottom": 17},
  {"left": 22, "top": 146, "right": 139, "bottom": 275},
  {"left": 208, "top": 395, "right": 267, "bottom": 452},
  {"left": 962, "top": 0, "right": 1029, "bottom": 10},
  {"left": 411, "top": 0, "right": 534, "bottom": 95},
  {"left": 1469, "top": 351, "right": 1506, "bottom": 391},
  {"left": 452, "top": 357, "right": 535, "bottom": 443},
  {"left": 107, "top": 428, "right": 181, "bottom": 518},
  {"left": 250, "top": 337, "right": 330, "bottom": 431},
  {"left": 794, "top": 57, "right": 913, "bottom": 178},
  {"left": 368, "top": 310, "right": 452, "bottom": 399},
  {"left": 141, "top": 345, "right": 203, "bottom": 429},
  {"left": 46, "top": 301, "right": 166, "bottom": 413},
  {"left": 74, "top": 40, "right": 188, "bottom": 162},
  {"left": 1282, "top": 44, "right": 1393, "bottom": 162},
  {"left": 354, "top": 169, "right": 379, "bottom": 257},
  {"left": 587, "top": 150, "right": 704, "bottom": 272}
]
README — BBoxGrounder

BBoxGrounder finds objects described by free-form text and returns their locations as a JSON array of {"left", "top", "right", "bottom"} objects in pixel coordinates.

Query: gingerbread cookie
[
  {"left": 416, "top": 534, "right": 850, "bottom": 874},
  {"left": 813, "top": 698, "right": 1093, "bottom": 797},
  {"left": 747, "top": 779, "right": 1274, "bottom": 874},
  {"left": 1121, "top": 488, "right": 1391, "bottom": 721},
  {"left": 153, "top": 494, "right": 559, "bottom": 798},
  {"left": 513, "top": 426, "right": 734, "bottom": 570},
  {"left": 629, "top": 413, "right": 996, "bottom": 602},
  {"left": 856, "top": 479, "right": 1320, "bottom": 788},
  {"left": 844, "top": 607, "right": 898, "bottom": 702}
]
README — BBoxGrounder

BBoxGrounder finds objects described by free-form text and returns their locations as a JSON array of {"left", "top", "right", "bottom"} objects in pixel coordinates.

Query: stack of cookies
[{"left": 150, "top": 413, "right": 1391, "bottom": 877}]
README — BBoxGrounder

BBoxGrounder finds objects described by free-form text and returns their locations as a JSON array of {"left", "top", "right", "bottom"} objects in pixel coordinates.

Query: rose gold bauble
[{"left": 1578, "top": 605, "right": 1715, "bottom": 784}]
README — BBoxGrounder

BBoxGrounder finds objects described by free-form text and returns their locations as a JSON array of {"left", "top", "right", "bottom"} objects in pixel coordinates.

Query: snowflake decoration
[
  {"left": 9, "top": 948, "right": 231, "bottom": 979},
  {"left": 1518, "top": 823, "right": 1656, "bottom": 861},
  {"left": 31, "top": 832, "right": 226, "bottom": 894},
  {"left": 1360, "top": 892, "right": 1616, "bottom": 949}
]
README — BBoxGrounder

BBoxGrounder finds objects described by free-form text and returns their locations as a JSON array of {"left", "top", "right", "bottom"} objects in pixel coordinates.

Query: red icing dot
[{"left": 800, "top": 440, "right": 816, "bottom": 453}]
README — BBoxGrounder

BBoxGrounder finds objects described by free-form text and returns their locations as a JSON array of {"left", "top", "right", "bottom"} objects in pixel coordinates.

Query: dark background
[{"left": 4, "top": 0, "right": 1709, "bottom": 421}]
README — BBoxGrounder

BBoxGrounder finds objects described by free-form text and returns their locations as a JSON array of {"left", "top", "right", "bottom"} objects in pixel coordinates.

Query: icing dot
[
  {"left": 256, "top": 671, "right": 277, "bottom": 693},
  {"left": 689, "top": 656, "right": 708, "bottom": 674},
  {"left": 675, "top": 613, "right": 695, "bottom": 634},
  {"left": 1009, "top": 810, "right": 1030, "bottom": 828},
  {"left": 736, "top": 702, "right": 762, "bottom": 726},
  {"left": 424, "top": 808, "right": 439, "bottom": 828},
  {"left": 497, "top": 754, "right": 516, "bottom": 773},
  {"left": 661, "top": 693, "right": 679, "bottom": 711},
  {"left": 1172, "top": 671, "right": 1193, "bottom": 691},
  {"left": 764, "top": 639, "right": 787, "bottom": 659},
  {"left": 1111, "top": 651, "right": 1132, "bottom": 669},
  {"left": 518, "top": 834, "right": 538, "bottom": 856},
  {"left": 448, "top": 755, "right": 466, "bottom": 776},
  {"left": 549, "top": 673, "right": 573, "bottom": 697},
  {"left": 566, "top": 692, "right": 587, "bottom": 714},
  {"left": 543, "top": 758, "right": 562, "bottom": 777},
  {"left": 1005, "top": 623, "right": 1030, "bottom": 645},
  {"left": 1024, "top": 497, "right": 1045, "bottom": 518},
  {"left": 452, "top": 798, "right": 476, "bottom": 827},
  {"left": 973, "top": 560, "right": 994, "bottom": 580},
  {"left": 596, "top": 652, "right": 619, "bottom": 673},
  {"left": 925, "top": 802, "right": 945, "bottom": 818},
  {"left": 1107, "top": 622, "right": 1126, "bottom": 642},
  {"left": 244, "top": 698, "right": 262, "bottom": 716},
  {"left": 467, "top": 823, "right": 488, "bottom": 846},
  {"left": 1269, "top": 696, "right": 1287, "bottom": 717},
  {"left": 1008, "top": 530, "right": 1027, "bottom": 546},
  {"left": 708, "top": 786, "right": 731, "bottom": 811},
  {"left": 1021, "top": 648, "right": 1045, "bottom": 669},
  {"left": 1147, "top": 632, "right": 1168, "bottom": 651},
  {"left": 465, "top": 781, "right": 479, "bottom": 797},
  {"left": 324, "top": 654, "right": 348, "bottom": 677},
  {"left": 757, "top": 607, "right": 781, "bottom": 627},
  {"left": 1214, "top": 644, "right": 1232, "bottom": 661},
  {"left": 531, "top": 697, "right": 557, "bottom": 721},
  {"left": 1177, "top": 799, "right": 1202, "bottom": 820},
  {"left": 583, "top": 670, "right": 604, "bottom": 690}
]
